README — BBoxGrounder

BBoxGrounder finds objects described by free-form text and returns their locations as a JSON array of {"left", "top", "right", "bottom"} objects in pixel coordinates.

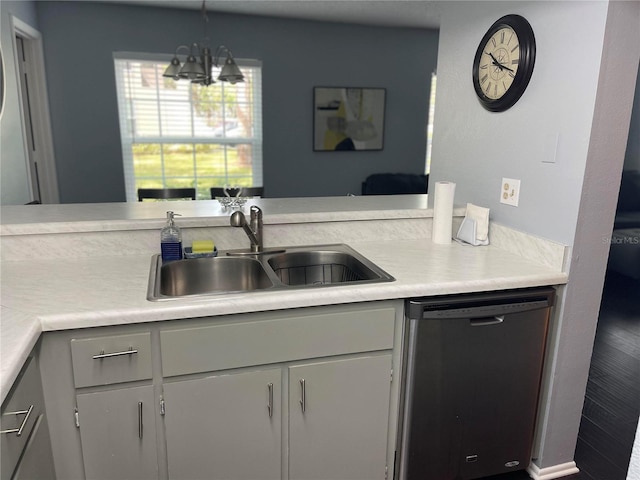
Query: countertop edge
[
  {"left": 1, "top": 269, "right": 568, "bottom": 404},
  {"left": 0, "top": 196, "right": 457, "bottom": 236}
]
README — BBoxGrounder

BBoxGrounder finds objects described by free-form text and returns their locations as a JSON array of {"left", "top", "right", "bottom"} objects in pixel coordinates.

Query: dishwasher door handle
[
  {"left": 414, "top": 298, "right": 552, "bottom": 320},
  {"left": 470, "top": 315, "right": 505, "bottom": 326}
]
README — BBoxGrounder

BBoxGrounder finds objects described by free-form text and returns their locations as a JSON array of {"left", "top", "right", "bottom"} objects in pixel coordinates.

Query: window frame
[
  {"left": 113, "top": 52, "right": 263, "bottom": 201},
  {"left": 425, "top": 72, "right": 436, "bottom": 175}
]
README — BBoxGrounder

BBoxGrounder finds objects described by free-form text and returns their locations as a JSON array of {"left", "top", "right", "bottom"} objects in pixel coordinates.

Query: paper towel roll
[{"left": 431, "top": 181, "right": 456, "bottom": 244}]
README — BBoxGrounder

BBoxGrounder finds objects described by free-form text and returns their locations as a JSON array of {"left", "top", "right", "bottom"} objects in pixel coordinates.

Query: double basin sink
[{"left": 147, "top": 244, "right": 394, "bottom": 301}]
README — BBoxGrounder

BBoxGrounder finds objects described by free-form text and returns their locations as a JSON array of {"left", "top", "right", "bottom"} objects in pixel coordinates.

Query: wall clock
[{"left": 472, "top": 14, "right": 536, "bottom": 112}]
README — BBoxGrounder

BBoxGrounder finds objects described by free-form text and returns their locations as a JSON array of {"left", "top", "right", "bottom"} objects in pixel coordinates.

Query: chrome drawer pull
[
  {"left": 1, "top": 404, "right": 34, "bottom": 436},
  {"left": 92, "top": 346, "right": 138, "bottom": 359},
  {"left": 299, "top": 378, "right": 306, "bottom": 413},
  {"left": 267, "top": 383, "right": 273, "bottom": 418}
]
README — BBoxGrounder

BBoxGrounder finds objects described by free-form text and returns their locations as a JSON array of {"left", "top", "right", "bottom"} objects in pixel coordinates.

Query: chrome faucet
[{"left": 230, "top": 205, "right": 263, "bottom": 253}]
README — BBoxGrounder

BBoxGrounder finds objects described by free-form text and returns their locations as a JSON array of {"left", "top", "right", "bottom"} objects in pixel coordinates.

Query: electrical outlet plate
[{"left": 500, "top": 178, "right": 520, "bottom": 206}]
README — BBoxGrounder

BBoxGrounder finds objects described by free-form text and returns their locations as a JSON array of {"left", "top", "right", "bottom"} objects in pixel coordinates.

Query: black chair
[
  {"left": 210, "top": 187, "right": 264, "bottom": 198},
  {"left": 361, "top": 173, "right": 428, "bottom": 195},
  {"left": 138, "top": 188, "right": 196, "bottom": 201}
]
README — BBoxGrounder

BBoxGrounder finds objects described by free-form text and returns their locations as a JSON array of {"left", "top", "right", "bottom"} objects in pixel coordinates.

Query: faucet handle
[{"left": 250, "top": 205, "right": 262, "bottom": 220}]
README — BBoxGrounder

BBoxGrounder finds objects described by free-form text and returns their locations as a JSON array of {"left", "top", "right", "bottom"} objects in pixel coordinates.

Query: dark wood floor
[
  {"left": 480, "top": 271, "right": 639, "bottom": 480},
  {"left": 574, "top": 271, "right": 640, "bottom": 480}
]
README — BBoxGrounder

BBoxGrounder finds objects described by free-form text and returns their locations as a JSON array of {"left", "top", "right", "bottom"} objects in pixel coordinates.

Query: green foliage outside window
[{"left": 115, "top": 57, "right": 262, "bottom": 201}]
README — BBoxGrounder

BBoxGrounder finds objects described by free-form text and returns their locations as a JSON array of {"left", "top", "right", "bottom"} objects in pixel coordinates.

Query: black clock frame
[{"left": 472, "top": 14, "right": 536, "bottom": 112}]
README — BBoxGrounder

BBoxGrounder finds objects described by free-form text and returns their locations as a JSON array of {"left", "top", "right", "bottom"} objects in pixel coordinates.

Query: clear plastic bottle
[{"left": 160, "top": 211, "right": 183, "bottom": 261}]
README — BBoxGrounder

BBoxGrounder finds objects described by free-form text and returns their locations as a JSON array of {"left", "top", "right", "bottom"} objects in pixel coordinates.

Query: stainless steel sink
[
  {"left": 267, "top": 250, "right": 389, "bottom": 286},
  {"left": 150, "top": 256, "right": 274, "bottom": 299},
  {"left": 147, "top": 244, "right": 394, "bottom": 301}
]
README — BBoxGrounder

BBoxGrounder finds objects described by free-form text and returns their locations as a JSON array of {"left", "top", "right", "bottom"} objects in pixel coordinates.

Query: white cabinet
[
  {"left": 69, "top": 332, "right": 153, "bottom": 388},
  {"left": 289, "top": 354, "right": 393, "bottom": 480},
  {"left": 158, "top": 303, "right": 399, "bottom": 480},
  {"left": 39, "top": 301, "right": 403, "bottom": 480},
  {"left": 163, "top": 368, "right": 282, "bottom": 480},
  {"left": 159, "top": 305, "right": 396, "bottom": 377},
  {"left": 67, "top": 332, "right": 158, "bottom": 480},
  {"left": 75, "top": 386, "right": 158, "bottom": 480},
  {"left": 11, "top": 414, "right": 56, "bottom": 480},
  {"left": 161, "top": 354, "right": 394, "bottom": 480},
  {"left": 1, "top": 354, "right": 55, "bottom": 480}
]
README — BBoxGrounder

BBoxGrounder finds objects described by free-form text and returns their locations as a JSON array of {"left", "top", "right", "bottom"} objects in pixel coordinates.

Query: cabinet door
[
  {"left": 163, "top": 368, "right": 281, "bottom": 480},
  {"left": 76, "top": 385, "right": 158, "bottom": 480},
  {"left": 289, "top": 354, "right": 392, "bottom": 480},
  {"left": 11, "top": 414, "right": 56, "bottom": 480},
  {"left": 1, "top": 356, "right": 46, "bottom": 480}
]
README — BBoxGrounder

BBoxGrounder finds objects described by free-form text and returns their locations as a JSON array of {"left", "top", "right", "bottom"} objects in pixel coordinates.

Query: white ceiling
[{"left": 97, "top": 0, "right": 443, "bottom": 29}]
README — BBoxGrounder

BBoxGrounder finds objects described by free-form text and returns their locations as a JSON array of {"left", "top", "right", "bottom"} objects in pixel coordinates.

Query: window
[
  {"left": 114, "top": 53, "right": 262, "bottom": 201},
  {"left": 425, "top": 72, "right": 437, "bottom": 175}
]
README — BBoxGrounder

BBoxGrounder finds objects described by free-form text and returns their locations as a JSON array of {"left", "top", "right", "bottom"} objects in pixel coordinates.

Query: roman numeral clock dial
[
  {"left": 472, "top": 14, "right": 536, "bottom": 112},
  {"left": 478, "top": 27, "right": 519, "bottom": 99}
]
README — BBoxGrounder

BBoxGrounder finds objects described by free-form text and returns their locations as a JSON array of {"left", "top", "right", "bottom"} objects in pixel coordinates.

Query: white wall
[
  {"left": 432, "top": 0, "right": 639, "bottom": 473},
  {"left": 431, "top": 1, "right": 608, "bottom": 245},
  {"left": 630, "top": 421, "right": 640, "bottom": 480},
  {"left": 547, "top": 1, "right": 640, "bottom": 470},
  {"left": 624, "top": 61, "right": 640, "bottom": 171},
  {"left": 0, "top": 1, "right": 36, "bottom": 205}
]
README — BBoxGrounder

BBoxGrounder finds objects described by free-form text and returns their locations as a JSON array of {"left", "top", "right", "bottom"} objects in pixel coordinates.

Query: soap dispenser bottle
[{"left": 161, "top": 211, "right": 183, "bottom": 261}]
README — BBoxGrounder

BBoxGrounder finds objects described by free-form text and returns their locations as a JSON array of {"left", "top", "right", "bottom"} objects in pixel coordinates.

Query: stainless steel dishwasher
[{"left": 397, "top": 287, "right": 555, "bottom": 480}]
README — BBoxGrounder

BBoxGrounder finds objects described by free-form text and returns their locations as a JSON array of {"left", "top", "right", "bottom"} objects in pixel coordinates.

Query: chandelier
[{"left": 163, "top": 1, "right": 244, "bottom": 86}]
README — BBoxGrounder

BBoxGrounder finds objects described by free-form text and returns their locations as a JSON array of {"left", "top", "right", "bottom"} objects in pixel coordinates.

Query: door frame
[{"left": 11, "top": 15, "right": 58, "bottom": 204}]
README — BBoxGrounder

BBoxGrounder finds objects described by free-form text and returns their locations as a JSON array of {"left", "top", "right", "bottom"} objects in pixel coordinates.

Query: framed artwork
[{"left": 313, "top": 87, "right": 386, "bottom": 151}]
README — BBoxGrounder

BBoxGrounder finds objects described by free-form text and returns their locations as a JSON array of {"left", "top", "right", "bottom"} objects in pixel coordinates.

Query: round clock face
[
  {"left": 477, "top": 26, "right": 519, "bottom": 100},
  {"left": 472, "top": 15, "right": 536, "bottom": 112}
]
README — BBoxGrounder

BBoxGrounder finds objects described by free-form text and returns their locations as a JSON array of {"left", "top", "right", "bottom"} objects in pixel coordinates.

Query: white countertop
[
  {"left": 1, "top": 236, "right": 567, "bottom": 403},
  {"left": 1, "top": 195, "right": 438, "bottom": 235},
  {"left": 0, "top": 195, "right": 569, "bottom": 402}
]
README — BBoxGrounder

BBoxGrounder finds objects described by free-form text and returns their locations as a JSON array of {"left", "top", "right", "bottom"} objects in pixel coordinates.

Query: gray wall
[
  {"left": 0, "top": 1, "right": 38, "bottom": 205},
  {"left": 35, "top": 1, "right": 438, "bottom": 203},
  {"left": 433, "top": 0, "right": 639, "bottom": 472}
]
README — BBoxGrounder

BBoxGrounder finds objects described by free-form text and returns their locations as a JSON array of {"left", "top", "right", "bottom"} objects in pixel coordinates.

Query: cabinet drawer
[
  {"left": 1, "top": 356, "right": 44, "bottom": 480},
  {"left": 71, "top": 332, "right": 152, "bottom": 388},
  {"left": 161, "top": 305, "right": 396, "bottom": 377}
]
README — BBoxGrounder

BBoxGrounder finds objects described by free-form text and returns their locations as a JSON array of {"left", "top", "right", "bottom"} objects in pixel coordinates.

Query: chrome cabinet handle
[
  {"left": 470, "top": 315, "right": 505, "bottom": 327},
  {"left": 1, "top": 404, "right": 34, "bottom": 436},
  {"left": 138, "top": 402, "right": 143, "bottom": 439},
  {"left": 267, "top": 383, "right": 273, "bottom": 418},
  {"left": 92, "top": 346, "right": 138, "bottom": 359},
  {"left": 299, "top": 379, "right": 306, "bottom": 413}
]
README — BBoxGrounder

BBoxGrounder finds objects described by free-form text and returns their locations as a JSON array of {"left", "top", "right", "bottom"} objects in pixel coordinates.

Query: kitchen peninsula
[{"left": 1, "top": 194, "right": 569, "bottom": 479}]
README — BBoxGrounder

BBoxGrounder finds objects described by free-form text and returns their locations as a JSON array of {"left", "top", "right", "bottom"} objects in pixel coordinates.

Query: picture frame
[{"left": 313, "top": 87, "right": 386, "bottom": 152}]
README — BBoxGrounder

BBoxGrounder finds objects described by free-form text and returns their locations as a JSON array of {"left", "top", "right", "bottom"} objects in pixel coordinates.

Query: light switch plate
[{"left": 500, "top": 178, "right": 520, "bottom": 206}]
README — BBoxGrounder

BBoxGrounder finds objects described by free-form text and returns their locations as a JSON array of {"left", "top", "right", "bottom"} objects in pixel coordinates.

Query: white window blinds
[{"left": 114, "top": 52, "right": 263, "bottom": 201}]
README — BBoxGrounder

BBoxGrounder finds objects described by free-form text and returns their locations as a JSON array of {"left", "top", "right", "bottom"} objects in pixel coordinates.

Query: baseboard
[{"left": 527, "top": 461, "right": 580, "bottom": 479}]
